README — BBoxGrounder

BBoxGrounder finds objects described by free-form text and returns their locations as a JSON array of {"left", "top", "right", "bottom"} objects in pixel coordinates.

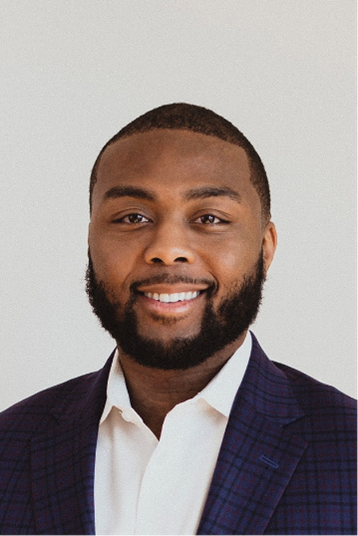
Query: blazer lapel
[
  {"left": 30, "top": 355, "right": 113, "bottom": 535},
  {"left": 198, "top": 335, "right": 308, "bottom": 535}
]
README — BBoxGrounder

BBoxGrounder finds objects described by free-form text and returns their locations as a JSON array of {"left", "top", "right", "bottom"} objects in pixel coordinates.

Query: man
[{"left": 0, "top": 103, "right": 356, "bottom": 535}]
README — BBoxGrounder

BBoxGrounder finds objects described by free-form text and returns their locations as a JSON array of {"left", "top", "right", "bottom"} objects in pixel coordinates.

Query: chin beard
[{"left": 86, "top": 253, "right": 265, "bottom": 370}]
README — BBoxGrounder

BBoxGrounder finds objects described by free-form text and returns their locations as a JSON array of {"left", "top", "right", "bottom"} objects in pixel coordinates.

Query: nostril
[{"left": 148, "top": 254, "right": 191, "bottom": 265}]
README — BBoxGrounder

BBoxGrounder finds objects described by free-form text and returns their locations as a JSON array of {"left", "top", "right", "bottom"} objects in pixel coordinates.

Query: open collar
[{"left": 198, "top": 334, "right": 307, "bottom": 535}]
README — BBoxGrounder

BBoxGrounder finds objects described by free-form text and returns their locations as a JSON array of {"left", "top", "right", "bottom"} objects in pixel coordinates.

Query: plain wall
[{"left": 0, "top": 0, "right": 356, "bottom": 411}]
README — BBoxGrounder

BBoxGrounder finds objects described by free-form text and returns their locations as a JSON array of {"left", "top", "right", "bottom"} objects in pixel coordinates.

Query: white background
[{"left": 0, "top": 0, "right": 356, "bottom": 410}]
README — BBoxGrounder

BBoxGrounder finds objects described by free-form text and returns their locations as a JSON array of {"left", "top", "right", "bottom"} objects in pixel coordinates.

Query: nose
[{"left": 144, "top": 222, "right": 195, "bottom": 265}]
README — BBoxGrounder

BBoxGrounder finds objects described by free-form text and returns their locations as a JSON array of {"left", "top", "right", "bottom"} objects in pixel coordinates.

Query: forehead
[{"left": 94, "top": 129, "right": 253, "bottom": 201}]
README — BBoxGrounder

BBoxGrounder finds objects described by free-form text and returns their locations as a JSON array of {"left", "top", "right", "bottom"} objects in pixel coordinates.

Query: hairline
[{"left": 89, "top": 126, "right": 271, "bottom": 223}]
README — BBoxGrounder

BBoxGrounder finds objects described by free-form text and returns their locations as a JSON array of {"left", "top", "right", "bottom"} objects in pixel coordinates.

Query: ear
[{"left": 262, "top": 221, "right": 277, "bottom": 274}]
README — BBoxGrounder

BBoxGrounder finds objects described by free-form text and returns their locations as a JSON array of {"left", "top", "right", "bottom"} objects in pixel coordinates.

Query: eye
[
  {"left": 194, "top": 214, "right": 228, "bottom": 224},
  {"left": 115, "top": 213, "right": 150, "bottom": 224}
]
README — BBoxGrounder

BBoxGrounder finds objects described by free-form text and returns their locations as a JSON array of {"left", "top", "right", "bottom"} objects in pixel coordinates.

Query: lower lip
[{"left": 138, "top": 293, "right": 203, "bottom": 314}]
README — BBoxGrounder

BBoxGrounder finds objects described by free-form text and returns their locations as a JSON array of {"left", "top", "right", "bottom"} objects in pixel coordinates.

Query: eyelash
[
  {"left": 193, "top": 214, "right": 229, "bottom": 225},
  {"left": 114, "top": 213, "right": 229, "bottom": 225},
  {"left": 117, "top": 214, "right": 150, "bottom": 224}
]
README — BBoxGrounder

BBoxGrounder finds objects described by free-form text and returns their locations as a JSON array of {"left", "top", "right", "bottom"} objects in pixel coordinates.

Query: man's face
[{"left": 88, "top": 129, "right": 276, "bottom": 368}]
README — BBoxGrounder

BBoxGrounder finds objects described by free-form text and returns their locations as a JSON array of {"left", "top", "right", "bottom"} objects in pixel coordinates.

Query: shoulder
[
  {"left": 243, "top": 334, "right": 356, "bottom": 440},
  {"left": 0, "top": 372, "right": 93, "bottom": 437},
  {"left": 274, "top": 360, "right": 356, "bottom": 417},
  {"left": 268, "top": 360, "right": 357, "bottom": 463},
  {"left": 0, "top": 355, "right": 113, "bottom": 439},
  {"left": 248, "top": 333, "right": 356, "bottom": 415}
]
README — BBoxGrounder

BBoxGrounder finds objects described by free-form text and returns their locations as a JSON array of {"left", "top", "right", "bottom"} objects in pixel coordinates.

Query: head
[
  {"left": 87, "top": 103, "right": 277, "bottom": 370},
  {"left": 89, "top": 103, "right": 271, "bottom": 223}
]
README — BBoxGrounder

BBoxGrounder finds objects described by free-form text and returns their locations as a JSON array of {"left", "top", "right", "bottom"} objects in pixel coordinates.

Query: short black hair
[{"left": 89, "top": 103, "right": 271, "bottom": 221}]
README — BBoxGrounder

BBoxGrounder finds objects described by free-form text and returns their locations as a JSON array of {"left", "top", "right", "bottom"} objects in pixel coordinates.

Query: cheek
[
  {"left": 88, "top": 232, "right": 136, "bottom": 287},
  {"left": 204, "top": 238, "right": 261, "bottom": 287}
]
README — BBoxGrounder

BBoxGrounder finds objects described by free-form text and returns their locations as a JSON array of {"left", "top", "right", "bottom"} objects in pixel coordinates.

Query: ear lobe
[{"left": 262, "top": 221, "right": 277, "bottom": 273}]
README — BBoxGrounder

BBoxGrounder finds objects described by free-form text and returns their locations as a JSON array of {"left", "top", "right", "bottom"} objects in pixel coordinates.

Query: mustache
[{"left": 130, "top": 274, "right": 217, "bottom": 295}]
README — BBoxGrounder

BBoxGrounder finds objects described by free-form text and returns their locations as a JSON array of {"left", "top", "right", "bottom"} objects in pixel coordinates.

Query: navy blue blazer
[{"left": 0, "top": 335, "right": 356, "bottom": 535}]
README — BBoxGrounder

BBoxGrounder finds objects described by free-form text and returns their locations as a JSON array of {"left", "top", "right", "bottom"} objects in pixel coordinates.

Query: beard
[{"left": 86, "top": 253, "right": 265, "bottom": 370}]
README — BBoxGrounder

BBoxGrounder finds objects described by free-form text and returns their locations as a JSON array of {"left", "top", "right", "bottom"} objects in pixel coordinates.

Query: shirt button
[{"left": 121, "top": 410, "right": 133, "bottom": 422}]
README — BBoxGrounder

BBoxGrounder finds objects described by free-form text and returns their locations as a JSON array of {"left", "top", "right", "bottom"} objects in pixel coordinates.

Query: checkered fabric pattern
[
  {"left": 0, "top": 336, "right": 356, "bottom": 535},
  {"left": 198, "top": 336, "right": 357, "bottom": 534}
]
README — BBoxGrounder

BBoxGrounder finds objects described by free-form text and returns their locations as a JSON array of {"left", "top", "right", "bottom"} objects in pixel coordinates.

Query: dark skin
[
  {"left": 121, "top": 337, "right": 247, "bottom": 438},
  {"left": 89, "top": 129, "right": 277, "bottom": 438}
]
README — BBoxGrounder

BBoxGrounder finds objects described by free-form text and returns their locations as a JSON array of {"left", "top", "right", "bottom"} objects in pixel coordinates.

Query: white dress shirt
[{"left": 94, "top": 332, "right": 252, "bottom": 535}]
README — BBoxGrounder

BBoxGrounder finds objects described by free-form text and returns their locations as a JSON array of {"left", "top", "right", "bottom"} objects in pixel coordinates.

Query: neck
[{"left": 117, "top": 334, "right": 246, "bottom": 439}]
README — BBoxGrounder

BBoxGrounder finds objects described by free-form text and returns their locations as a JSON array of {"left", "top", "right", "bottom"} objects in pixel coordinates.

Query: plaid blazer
[{"left": 0, "top": 334, "right": 356, "bottom": 535}]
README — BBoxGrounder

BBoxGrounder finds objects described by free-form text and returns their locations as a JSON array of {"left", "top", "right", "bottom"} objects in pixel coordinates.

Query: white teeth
[{"left": 144, "top": 291, "right": 200, "bottom": 303}]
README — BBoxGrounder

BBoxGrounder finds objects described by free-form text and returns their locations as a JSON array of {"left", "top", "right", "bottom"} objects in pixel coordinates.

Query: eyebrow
[
  {"left": 103, "top": 186, "right": 156, "bottom": 202},
  {"left": 185, "top": 186, "right": 242, "bottom": 203},
  {"left": 102, "top": 185, "right": 242, "bottom": 204}
]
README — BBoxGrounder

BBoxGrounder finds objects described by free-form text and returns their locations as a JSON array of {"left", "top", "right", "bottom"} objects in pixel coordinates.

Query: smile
[{"left": 144, "top": 291, "right": 200, "bottom": 303}]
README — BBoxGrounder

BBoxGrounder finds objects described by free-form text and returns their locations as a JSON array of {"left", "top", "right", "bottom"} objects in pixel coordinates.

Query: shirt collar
[
  {"left": 100, "top": 331, "right": 252, "bottom": 424},
  {"left": 192, "top": 331, "right": 252, "bottom": 417},
  {"left": 100, "top": 353, "right": 131, "bottom": 424}
]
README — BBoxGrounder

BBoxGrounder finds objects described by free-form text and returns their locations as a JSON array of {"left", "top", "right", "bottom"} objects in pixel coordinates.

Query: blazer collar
[
  {"left": 30, "top": 336, "right": 307, "bottom": 535},
  {"left": 198, "top": 334, "right": 308, "bottom": 535},
  {"left": 31, "top": 352, "right": 114, "bottom": 535}
]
